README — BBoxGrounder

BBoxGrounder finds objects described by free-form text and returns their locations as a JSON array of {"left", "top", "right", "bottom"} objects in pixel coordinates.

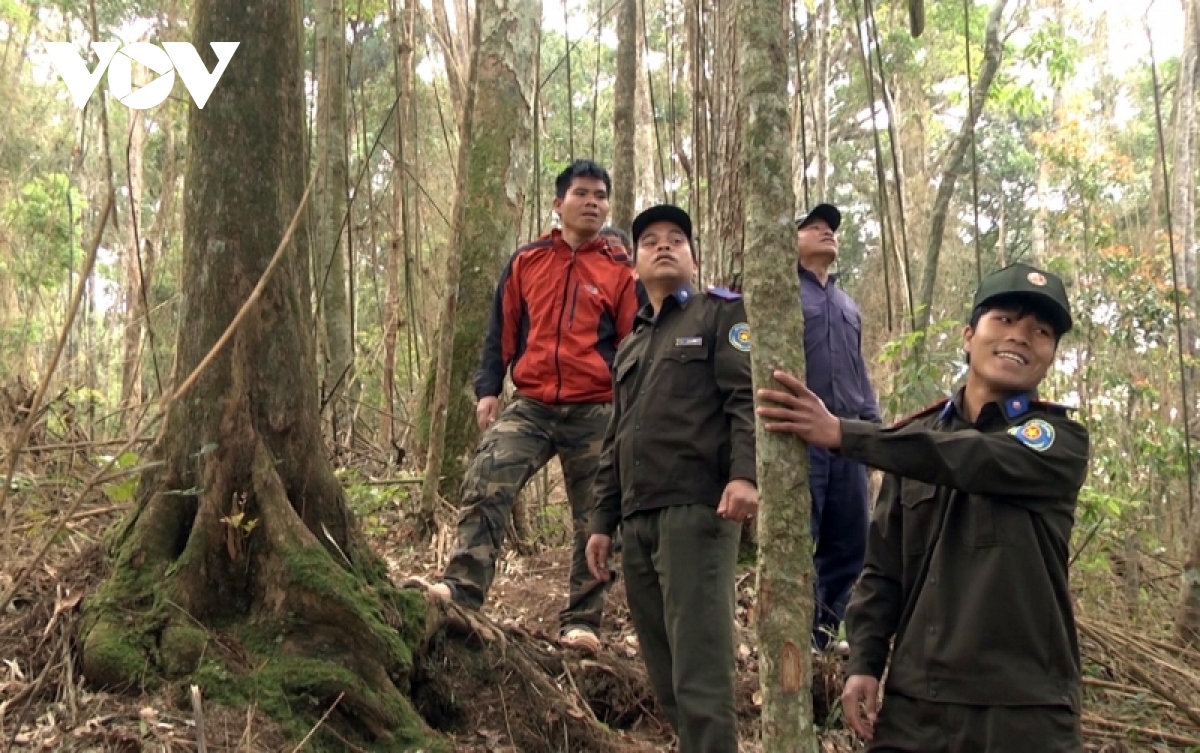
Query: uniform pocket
[
  {"left": 661, "top": 345, "right": 711, "bottom": 396},
  {"left": 899, "top": 480, "right": 939, "bottom": 556},
  {"left": 614, "top": 357, "right": 639, "bottom": 403}
]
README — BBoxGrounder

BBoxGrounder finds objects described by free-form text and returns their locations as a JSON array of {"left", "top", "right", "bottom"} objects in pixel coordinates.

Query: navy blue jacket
[{"left": 799, "top": 267, "right": 881, "bottom": 423}]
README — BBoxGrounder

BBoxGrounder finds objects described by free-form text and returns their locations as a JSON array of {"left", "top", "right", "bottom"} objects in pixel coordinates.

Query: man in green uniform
[
  {"left": 586, "top": 204, "right": 756, "bottom": 753},
  {"left": 755, "top": 262, "right": 1090, "bottom": 752}
]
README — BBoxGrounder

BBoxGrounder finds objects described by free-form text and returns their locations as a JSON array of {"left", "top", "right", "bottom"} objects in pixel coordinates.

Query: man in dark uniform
[
  {"left": 586, "top": 204, "right": 756, "bottom": 753},
  {"left": 755, "top": 262, "right": 1090, "bottom": 752},
  {"left": 794, "top": 203, "right": 882, "bottom": 652}
]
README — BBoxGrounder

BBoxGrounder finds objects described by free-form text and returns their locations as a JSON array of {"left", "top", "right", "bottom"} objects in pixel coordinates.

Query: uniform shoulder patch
[
  {"left": 728, "top": 322, "right": 751, "bottom": 352},
  {"left": 706, "top": 286, "right": 743, "bottom": 300},
  {"left": 1008, "top": 418, "right": 1056, "bottom": 452},
  {"left": 892, "top": 398, "right": 949, "bottom": 428}
]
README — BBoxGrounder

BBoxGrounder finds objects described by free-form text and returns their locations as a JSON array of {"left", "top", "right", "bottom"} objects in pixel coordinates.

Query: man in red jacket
[{"left": 407, "top": 161, "right": 640, "bottom": 655}]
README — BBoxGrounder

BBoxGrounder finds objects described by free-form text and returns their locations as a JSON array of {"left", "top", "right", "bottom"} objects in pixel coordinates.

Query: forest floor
[{"left": 1, "top": 430, "right": 1200, "bottom": 751}]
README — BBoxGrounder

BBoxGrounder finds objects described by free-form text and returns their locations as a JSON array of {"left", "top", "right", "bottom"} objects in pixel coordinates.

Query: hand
[
  {"left": 717, "top": 478, "right": 758, "bottom": 522},
  {"left": 586, "top": 534, "right": 613, "bottom": 582},
  {"left": 755, "top": 369, "right": 843, "bottom": 449},
  {"left": 841, "top": 674, "right": 880, "bottom": 741},
  {"left": 476, "top": 396, "right": 500, "bottom": 433}
]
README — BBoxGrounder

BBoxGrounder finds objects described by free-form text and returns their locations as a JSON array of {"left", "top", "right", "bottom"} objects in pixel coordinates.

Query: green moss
[
  {"left": 281, "top": 544, "right": 414, "bottom": 671},
  {"left": 191, "top": 623, "right": 445, "bottom": 753},
  {"left": 160, "top": 623, "right": 209, "bottom": 677},
  {"left": 79, "top": 616, "right": 155, "bottom": 690}
]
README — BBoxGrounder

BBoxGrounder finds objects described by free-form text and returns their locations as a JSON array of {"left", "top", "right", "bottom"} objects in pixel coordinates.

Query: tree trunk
[
  {"left": 738, "top": 0, "right": 817, "bottom": 745},
  {"left": 314, "top": 0, "right": 356, "bottom": 447},
  {"left": 611, "top": 0, "right": 637, "bottom": 231},
  {"left": 419, "top": 0, "right": 540, "bottom": 500},
  {"left": 914, "top": 0, "right": 1009, "bottom": 335},
  {"left": 1178, "top": 512, "right": 1200, "bottom": 645},
  {"left": 120, "top": 102, "right": 147, "bottom": 424},
  {"left": 420, "top": 0, "right": 482, "bottom": 537},
  {"left": 812, "top": 0, "right": 831, "bottom": 200},
  {"left": 1173, "top": 0, "right": 1198, "bottom": 294},
  {"left": 384, "top": 0, "right": 418, "bottom": 451},
  {"left": 712, "top": 0, "right": 744, "bottom": 284},
  {"left": 636, "top": 0, "right": 659, "bottom": 206},
  {"left": 77, "top": 0, "right": 433, "bottom": 744}
]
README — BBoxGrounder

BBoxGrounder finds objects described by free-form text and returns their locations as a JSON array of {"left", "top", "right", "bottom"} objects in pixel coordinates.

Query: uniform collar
[
  {"left": 635, "top": 283, "right": 695, "bottom": 325},
  {"left": 939, "top": 388, "right": 1035, "bottom": 425},
  {"left": 798, "top": 264, "right": 840, "bottom": 286}
]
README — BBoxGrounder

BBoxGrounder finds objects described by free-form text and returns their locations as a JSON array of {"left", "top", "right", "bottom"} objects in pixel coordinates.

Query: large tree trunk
[
  {"left": 914, "top": 0, "right": 1008, "bottom": 335},
  {"left": 77, "top": 0, "right": 433, "bottom": 744},
  {"left": 611, "top": 0, "right": 637, "bottom": 231},
  {"left": 419, "top": 0, "right": 540, "bottom": 500},
  {"left": 738, "top": 0, "right": 817, "bottom": 746},
  {"left": 314, "top": 0, "right": 356, "bottom": 447}
]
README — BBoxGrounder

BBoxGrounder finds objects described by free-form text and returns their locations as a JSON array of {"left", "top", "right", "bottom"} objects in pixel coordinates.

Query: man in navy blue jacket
[{"left": 796, "top": 203, "right": 882, "bottom": 653}]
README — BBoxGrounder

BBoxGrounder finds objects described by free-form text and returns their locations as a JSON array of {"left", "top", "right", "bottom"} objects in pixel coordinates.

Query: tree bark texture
[
  {"left": 421, "top": 0, "right": 481, "bottom": 536},
  {"left": 120, "top": 103, "right": 146, "bottom": 422},
  {"left": 611, "top": 0, "right": 637, "bottom": 231},
  {"left": 420, "top": 0, "right": 540, "bottom": 500},
  {"left": 314, "top": 0, "right": 356, "bottom": 444},
  {"left": 384, "top": 0, "right": 419, "bottom": 450},
  {"left": 77, "top": 0, "right": 433, "bottom": 745},
  {"left": 914, "top": 0, "right": 1009, "bottom": 335},
  {"left": 712, "top": 0, "right": 744, "bottom": 284},
  {"left": 737, "top": 0, "right": 818, "bottom": 745}
]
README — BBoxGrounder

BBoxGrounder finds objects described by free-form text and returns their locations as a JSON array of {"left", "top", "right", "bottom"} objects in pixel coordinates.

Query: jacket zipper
[
  {"left": 552, "top": 248, "right": 577, "bottom": 403},
  {"left": 568, "top": 281, "right": 581, "bottom": 330}
]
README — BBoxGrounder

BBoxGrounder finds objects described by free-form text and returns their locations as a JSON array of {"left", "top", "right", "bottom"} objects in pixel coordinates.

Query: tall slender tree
[{"left": 738, "top": 0, "right": 818, "bottom": 746}]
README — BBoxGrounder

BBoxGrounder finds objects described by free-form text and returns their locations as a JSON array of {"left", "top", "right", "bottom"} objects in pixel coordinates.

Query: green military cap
[{"left": 973, "top": 262, "right": 1073, "bottom": 335}]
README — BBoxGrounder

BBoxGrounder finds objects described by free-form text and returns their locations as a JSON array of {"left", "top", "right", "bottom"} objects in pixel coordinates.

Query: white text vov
[{"left": 43, "top": 42, "right": 239, "bottom": 110}]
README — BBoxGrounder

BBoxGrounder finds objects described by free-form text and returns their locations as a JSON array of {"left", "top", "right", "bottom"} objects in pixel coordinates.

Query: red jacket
[{"left": 474, "top": 230, "right": 639, "bottom": 404}]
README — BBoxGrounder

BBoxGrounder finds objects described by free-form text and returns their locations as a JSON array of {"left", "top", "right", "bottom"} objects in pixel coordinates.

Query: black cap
[
  {"left": 632, "top": 204, "right": 693, "bottom": 245},
  {"left": 973, "top": 262, "right": 1073, "bottom": 335},
  {"left": 796, "top": 203, "right": 841, "bottom": 232}
]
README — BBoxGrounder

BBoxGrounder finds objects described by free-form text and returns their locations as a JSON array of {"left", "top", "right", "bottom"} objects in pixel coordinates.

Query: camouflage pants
[{"left": 441, "top": 397, "right": 613, "bottom": 632}]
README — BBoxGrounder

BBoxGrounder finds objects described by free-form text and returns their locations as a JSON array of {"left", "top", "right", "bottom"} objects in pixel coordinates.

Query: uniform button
[
  {"left": 929, "top": 576, "right": 937, "bottom": 585},
  {"left": 927, "top": 627, "right": 936, "bottom": 634},
  {"left": 930, "top": 690, "right": 938, "bottom": 698},
  {"left": 635, "top": 424, "right": 641, "bottom": 430},
  {"left": 635, "top": 460, "right": 641, "bottom": 466}
]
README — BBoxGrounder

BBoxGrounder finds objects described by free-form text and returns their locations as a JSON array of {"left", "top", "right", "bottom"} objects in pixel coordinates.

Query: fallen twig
[
  {"left": 191, "top": 684, "right": 208, "bottom": 753},
  {"left": 289, "top": 692, "right": 344, "bottom": 752},
  {"left": 1083, "top": 714, "right": 1200, "bottom": 747}
]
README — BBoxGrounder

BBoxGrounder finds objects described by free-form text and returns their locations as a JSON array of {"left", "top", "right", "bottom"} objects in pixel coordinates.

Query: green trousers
[
  {"left": 869, "top": 692, "right": 1082, "bottom": 752},
  {"left": 621, "top": 504, "right": 740, "bottom": 753}
]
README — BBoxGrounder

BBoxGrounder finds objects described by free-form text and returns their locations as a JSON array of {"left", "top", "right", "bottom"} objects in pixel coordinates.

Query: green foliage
[
  {"left": 3, "top": 173, "right": 86, "bottom": 290},
  {"left": 877, "top": 315, "right": 965, "bottom": 418}
]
